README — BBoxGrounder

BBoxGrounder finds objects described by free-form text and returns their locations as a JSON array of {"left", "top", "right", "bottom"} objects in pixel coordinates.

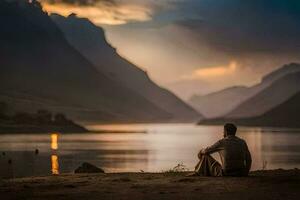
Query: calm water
[{"left": 0, "top": 124, "right": 300, "bottom": 178}]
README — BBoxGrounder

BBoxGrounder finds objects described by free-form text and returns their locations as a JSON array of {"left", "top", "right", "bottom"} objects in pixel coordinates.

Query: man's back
[
  {"left": 195, "top": 123, "right": 252, "bottom": 177},
  {"left": 201, "top": 135, "right": 252, "bottom": 176},
  {"left": 218, "top": 136, "right": 251, "bottom": 175}
]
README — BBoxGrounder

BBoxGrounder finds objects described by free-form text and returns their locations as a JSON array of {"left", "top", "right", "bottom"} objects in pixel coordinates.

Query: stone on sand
[{"left": 74, "top": 162, "right": 104, "bottom": 173}]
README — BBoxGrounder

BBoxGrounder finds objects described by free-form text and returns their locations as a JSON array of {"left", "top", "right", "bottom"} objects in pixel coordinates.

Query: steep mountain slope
[
  {"left": 262, "top": 63, "right": 300, "bottom": 84},
  {"left": 201, "top": 92, "right": 300, "bottom": 128},
  {"left": 51, "top": 14, "right": 201, "bottom": 121},
  {"left": 228, "top": 71, "right": 300, "bottom": 118},
  {"left": 189, "top": 63, "right": 300, "bottom": 118},
  {"left": 0, "top": 0, "right": 172, "bottom": 122},
  {"left": 241, "top": 92, "right": 300, "bottom": 127},
  {"left": 189, "top": 86, "right": 251, "bottom": 118}
]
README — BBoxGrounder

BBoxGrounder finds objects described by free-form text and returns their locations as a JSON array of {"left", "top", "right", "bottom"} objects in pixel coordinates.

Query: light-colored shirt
[{"left": 200, "top": 135, "right": 252, "bottom": 173}]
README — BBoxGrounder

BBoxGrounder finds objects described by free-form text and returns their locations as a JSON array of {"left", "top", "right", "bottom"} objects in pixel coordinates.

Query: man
[{"left": 194, "top": 123, "right": 252, "bottom": 176}]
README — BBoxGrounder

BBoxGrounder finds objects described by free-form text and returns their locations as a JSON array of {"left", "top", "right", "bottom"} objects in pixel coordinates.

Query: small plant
[
  {"left": 163, "top": 163, "right": 189, "bottom": 173},
  {"left": 262, "top": 160, "right": 268, "bottom": 170}
]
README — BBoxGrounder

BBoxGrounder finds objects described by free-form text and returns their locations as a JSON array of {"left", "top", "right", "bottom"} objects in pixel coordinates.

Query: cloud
[
  {"left": 176, "top": 0, "right": 300, "bottom": 56},
  {"left": 44, "top": 0, "right": 116, "bottom": 6},
  {"left": 159, "top": 0, "right": 300, "bottom": 97},
  {"left": 39, "top": 0, "right": 300, "bottom": 98},
  {"left": 40, "top": 0, "right": 155, "bottom": 25},
  {"left": 181, "top": 61, "right": 238, "bottom": 81}
]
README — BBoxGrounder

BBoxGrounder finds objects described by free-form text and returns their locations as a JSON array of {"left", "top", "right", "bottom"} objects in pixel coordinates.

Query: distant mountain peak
[
  {"left": 68, "top": 13, "right": 77, "bottom": 18},
  {"left": 51, "top": 13, "right": 107, "bottom": 39},
  {"left": 189, "top": 62, "right": 300, "bottom": 118},
  {"left": 262, "top": 62, "right": 300, "bottom": 83}
]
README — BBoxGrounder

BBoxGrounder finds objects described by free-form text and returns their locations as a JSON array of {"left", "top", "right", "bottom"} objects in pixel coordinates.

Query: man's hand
[{"left": 198, "top": 149, "right": 205, "bottom": 159}]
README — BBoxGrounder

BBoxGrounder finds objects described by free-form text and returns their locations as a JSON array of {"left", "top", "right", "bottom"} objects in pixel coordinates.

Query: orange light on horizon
[
  {"left": 41, "top": 2, "right": 152, "bottom": 25},
  {"left": 51, "top": 133, "right": 58, "bottom": 150},
  {"left": 181, "top": 61, "right": 238, "bottom": 81},
  {"left": 195, "top": 61, "right": 237, "bottom": 77}
]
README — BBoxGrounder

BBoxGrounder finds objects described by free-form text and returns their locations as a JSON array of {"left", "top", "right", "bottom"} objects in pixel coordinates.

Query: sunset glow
[
  {"left": 36, "top": 0, "right": 300, "bottom": 99},
  {"left": 182, "top": 61, "right": 238, "bottom": 80},
  {"left": 195, "top": 61, "right": 237, "bottom": 77},
  {"left": 41, "top": 1, "right": 153, "bottom": 25},
  {"left": 1, "top": 1, "right": 300, "bottom": 197}
]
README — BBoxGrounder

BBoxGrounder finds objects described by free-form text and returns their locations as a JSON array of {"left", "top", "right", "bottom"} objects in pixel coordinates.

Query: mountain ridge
[
  {"left": 198, "top": 64, "right": 300, "bottom": 127},
  {"left": 200, "top": 91, "right": 300, "bottom": 128},
  {"left": 227, "top": 71, "right": 300, "bottom": 118},
  {"left": 0, "top": 0, "right": 175, "bottom": 123},
  {"left": 51, "top": 13, "right": 201, "bottom": 121},
  {"left": 189, "top": 63, "right": 300, "bottom": 118}
]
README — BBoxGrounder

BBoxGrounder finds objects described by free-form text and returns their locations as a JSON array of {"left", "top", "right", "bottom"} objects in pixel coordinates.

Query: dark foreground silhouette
[{"left": 0, "top": 169, "right": 299, "bottom": 200}]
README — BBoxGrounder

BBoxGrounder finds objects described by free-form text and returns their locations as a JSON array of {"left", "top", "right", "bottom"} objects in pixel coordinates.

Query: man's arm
[
  {"left": 198, "top": 140, "right": 223, "bottom": 158},
  {"left": 244, "top": 143, "right": 252, "bottom": 172}
]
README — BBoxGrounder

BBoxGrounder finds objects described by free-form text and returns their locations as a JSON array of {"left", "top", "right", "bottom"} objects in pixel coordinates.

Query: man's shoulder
[
  {"left": 234, "top": 136, "right": 248, "bottom": 146},
  {"left": 217, "top": 137, "right": 227, "bottom": 144},
  {"left": 225, "top": 136, "right": 246, "bottom": 143}
]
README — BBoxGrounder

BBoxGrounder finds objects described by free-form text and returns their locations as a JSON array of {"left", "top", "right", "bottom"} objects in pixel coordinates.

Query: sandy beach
[{"left": 0, "top": 169, "right": 299, "bottom": 200}]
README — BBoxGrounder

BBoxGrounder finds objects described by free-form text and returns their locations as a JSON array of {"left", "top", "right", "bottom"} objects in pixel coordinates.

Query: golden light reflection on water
[
  {"left": 51, "top": 155, "right": 59, "bottom": 175},
  {"left": 88, "top": 124, "right": 144, "bottom": 132},
  {"left": 51, "top": 133, "right": 58, "bottom": 150},
  {"left": 50, "top": 133, "right": 59, "bottom": 175}
]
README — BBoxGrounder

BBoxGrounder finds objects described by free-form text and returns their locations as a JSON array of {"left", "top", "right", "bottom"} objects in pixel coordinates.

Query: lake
[{"left": 0, "top": 124, "right": 300, "bottom": 178}]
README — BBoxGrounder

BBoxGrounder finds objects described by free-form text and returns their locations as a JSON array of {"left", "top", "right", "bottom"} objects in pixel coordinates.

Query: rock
[{"left": 74, "top": 162, "right": 105, "bottom": 174}]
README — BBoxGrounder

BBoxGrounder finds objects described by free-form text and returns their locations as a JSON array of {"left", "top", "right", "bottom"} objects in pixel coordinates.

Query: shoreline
[{"left": 1, "top": 169, "right": 299, "bottom": 200}]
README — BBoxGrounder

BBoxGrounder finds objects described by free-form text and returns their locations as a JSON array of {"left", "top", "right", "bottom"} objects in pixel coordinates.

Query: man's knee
[
  {"left": 198, "top": 152, "right": 203, "bottom": 159},
  {"left": 199, "top": 154, "right": 213, "bottom": 160}
]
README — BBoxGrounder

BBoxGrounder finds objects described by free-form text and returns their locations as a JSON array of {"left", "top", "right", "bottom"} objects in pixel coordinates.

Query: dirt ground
[{"left": 0, "top": 169, "right": 299, "bottom": 200}]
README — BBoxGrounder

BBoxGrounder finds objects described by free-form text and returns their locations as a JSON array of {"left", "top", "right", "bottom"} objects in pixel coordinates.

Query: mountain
[
  {"left": 189, "top": 63, "right": 300, "bottom": 118},
  {"left": 241, "top": 92, "right": 300, "bottom": 128},
  {"left": 51, "top": 14, "right": 201, "bottom": 121},
  {"left": 262, "top": 63, "right": 300, "bottom": 84},
  {"left": 200, "top": 92, "right": 300, "bottom": 128},
  {"left": 189, "top": 86, "right": 251, "bottom": 118},
  {"left": 227, "top": 71, "right": 300, "bottom": 118},
  {"left": 0, "top": 0, "right": 174, "bottom": 123}
]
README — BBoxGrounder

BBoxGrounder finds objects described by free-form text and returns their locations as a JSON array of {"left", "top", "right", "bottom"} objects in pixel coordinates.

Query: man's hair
[{"left": 224, "top": 123, "right": 237, "bottom": 135}]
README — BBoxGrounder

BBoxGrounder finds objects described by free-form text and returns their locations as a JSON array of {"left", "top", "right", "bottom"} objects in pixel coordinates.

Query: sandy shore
[{"left": 1, "top": 169, "right": 299, "bottom": 200}]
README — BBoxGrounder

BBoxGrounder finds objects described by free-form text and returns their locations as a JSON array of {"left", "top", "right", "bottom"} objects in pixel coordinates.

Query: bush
[
  {"left": 163, "top": 163, "right": 189, "bottom": 173},
  {"left": 54, "top": 113, "right": 70, "bottom": 125},
  {"left": 36, "top": 110, "right": 52, "bottom": 125}
]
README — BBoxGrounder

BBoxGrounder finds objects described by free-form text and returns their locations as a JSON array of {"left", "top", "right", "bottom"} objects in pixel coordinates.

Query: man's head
[{"left": 224, "top": 123, "right": 237, "bottom": 137}]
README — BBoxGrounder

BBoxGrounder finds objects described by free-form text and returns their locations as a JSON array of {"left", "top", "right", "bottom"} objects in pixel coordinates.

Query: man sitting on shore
[{"left": 194, "top": 123, "right": 252, "bottom": 176}]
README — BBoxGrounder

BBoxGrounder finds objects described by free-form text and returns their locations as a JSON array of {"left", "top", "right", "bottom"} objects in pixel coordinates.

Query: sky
[{"left": 40, "top": 0, "right": 300, "bottom": 99}]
